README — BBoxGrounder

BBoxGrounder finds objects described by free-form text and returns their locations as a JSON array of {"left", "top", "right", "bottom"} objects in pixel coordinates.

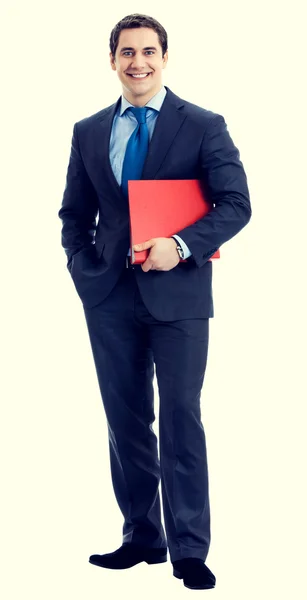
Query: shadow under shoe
[
  {"left": 173, "top": 558, "right": 216, "bottom": 590},
  {"left": 89, "top": 543, "right": 168, "bottom": 569}
]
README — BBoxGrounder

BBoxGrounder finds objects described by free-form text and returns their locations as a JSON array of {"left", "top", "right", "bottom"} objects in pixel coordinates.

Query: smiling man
[
  {"left": 110, "top": 26, "right": 168, "bottom": 106},
  {"left": 58, "top": 13, "right": 251, "bottom": 591}
]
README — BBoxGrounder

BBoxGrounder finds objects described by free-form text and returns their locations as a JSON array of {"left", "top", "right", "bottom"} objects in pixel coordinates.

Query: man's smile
[{"left": 127, "top": 72, "right": 152, "bottom": 79}]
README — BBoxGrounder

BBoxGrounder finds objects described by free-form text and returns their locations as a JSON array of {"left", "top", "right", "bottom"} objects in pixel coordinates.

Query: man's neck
[{"left": 122, "top": 85, "right": 163, "bottom": 107}]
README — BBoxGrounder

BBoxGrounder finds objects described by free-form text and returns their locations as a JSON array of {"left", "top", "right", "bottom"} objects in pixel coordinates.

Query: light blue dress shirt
[{"left": 109, "top": 85, "right": 192, "bottom": 259}]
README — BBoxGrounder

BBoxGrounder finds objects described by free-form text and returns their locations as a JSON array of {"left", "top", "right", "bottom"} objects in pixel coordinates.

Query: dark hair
[{"left": 109, "top": 14, "right": 168, "bottom": 58}]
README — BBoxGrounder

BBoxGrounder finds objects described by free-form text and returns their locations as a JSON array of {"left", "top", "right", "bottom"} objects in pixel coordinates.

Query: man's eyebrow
[{"left": 120, "top": 46, "right": 158, "bottom": 52}]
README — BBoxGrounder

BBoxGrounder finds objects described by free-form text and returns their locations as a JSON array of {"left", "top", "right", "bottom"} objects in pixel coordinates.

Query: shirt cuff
[{"left": 172, "top": 235, "right": 192, "bottom": 259}]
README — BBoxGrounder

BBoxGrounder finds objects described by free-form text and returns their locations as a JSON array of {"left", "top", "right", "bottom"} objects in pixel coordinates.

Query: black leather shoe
[
  {"left": 89, "top": 543, "right": 168, "bottom": 569},
  {"left": 173, "top": 558, "right": 216, "bottom": 590}
]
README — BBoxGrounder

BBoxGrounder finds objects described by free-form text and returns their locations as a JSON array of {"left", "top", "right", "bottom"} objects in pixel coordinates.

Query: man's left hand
[{"left": 133, "top": 237, "right": 180, "bottom": 272}]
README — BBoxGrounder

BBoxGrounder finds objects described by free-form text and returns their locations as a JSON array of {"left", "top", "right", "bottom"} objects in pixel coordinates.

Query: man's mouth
[{"left": 127, "top": 73, "right": 152, "bottom": 79}]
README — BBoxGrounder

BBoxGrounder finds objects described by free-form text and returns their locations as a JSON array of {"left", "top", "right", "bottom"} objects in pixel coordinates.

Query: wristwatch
[{"left": 172, "top": 237, "right": 185, "bottom": 259}]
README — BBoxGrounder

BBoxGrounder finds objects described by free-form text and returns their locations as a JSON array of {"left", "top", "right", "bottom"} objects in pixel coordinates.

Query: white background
[{"left": 1, "top": 1, "right": 306, "bottom": 598}]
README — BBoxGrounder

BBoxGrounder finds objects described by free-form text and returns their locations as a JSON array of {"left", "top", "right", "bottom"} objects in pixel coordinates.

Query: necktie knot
[{"left": 128, "top": 106, "right": 148, "bottom": 124}]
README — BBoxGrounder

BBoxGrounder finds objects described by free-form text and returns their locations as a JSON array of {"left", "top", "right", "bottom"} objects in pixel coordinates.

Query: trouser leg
[
  {"left": 148, "top": 316, "right": 211, "bottom": 562},
  {"left": 83, "top": 268, "right": 166, "bottom": 548}
]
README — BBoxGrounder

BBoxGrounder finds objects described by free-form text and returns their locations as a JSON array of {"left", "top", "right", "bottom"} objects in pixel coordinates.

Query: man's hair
[{"left": 109, "top": 14, "right": 168, "bottom": 58}]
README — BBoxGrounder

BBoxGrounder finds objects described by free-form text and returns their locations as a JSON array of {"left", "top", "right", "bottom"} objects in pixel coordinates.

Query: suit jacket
[{"left": 58, "top": 86, "right": 251, "bottom": 320}]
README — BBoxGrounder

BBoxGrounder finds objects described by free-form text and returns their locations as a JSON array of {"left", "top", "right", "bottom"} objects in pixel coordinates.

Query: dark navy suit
[{"left": 58, "top": 86, "right": 251, "bottom": 562}]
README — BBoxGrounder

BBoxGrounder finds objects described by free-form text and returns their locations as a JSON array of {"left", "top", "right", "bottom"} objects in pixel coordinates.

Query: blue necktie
[{"left": 121, "top": 107, "right": 149, "bottom": 199}]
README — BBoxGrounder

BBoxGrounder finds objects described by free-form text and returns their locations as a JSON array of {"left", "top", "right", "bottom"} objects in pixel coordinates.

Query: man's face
[{"left": 110, "top": 27, "right": 168, "bottom": 106}]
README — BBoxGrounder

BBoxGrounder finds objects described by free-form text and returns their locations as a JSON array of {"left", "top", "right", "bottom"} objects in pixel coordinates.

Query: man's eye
[{"left": 123, "top": 51, "right": 154, "bottom": 56}]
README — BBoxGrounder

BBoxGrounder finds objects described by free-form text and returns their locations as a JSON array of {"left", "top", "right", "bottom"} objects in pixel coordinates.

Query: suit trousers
[{"left": 83, "top": 263, "right": 212, "bottom": 563}]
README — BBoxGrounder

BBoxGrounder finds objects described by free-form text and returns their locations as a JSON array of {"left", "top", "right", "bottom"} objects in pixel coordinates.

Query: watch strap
[{"left": 171, "top": 237, "right": 184, "bottom": 259}]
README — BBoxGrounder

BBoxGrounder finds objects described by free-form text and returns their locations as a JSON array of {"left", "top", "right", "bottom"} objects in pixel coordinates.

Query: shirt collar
[{"left": 119, "top": 85, "right": 167, "bottom": 116}]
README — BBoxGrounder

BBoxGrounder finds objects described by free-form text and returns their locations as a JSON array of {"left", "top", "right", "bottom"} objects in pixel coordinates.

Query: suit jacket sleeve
[
  {"left": 58, "top": 122, "right": 99, "bottom": 265},
  {"left": 174, "top": 115, "right": 252, "bottom": 268}
]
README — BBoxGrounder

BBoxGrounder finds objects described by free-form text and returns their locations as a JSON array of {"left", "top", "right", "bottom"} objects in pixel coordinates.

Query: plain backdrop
[{"left": 1, "top": 1, "right": 306, "bottom": 599}]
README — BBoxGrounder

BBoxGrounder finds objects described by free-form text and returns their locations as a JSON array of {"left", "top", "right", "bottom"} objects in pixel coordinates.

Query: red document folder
[{"left": 128, "top": 179, "right": 221, "bottom": 264}]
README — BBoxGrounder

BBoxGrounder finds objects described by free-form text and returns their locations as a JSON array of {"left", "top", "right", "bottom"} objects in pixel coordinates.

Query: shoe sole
[
  {"left": 89, "top": 555, "right": 167, "bottom": 568},
  {"left": 145, "top": 556, "right": 168, "bottom": 564}
]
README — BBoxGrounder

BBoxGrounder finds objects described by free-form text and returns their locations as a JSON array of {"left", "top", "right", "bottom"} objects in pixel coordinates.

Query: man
[{"left": 58, "top": 13, "right": 251, "bottom": 590}]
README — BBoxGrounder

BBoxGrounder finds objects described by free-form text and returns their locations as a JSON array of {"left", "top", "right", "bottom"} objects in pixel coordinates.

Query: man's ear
[
  {"left": 110, "top": 52, "right": 116, "bottom": 71},
  {"left": 162, "top": 50, "right": 168, "bottom": 69}
]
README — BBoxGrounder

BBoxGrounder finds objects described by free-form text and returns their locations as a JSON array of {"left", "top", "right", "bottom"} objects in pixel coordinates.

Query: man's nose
[{"left": 131, "top": 54, "right": 147, "bottom": 68}]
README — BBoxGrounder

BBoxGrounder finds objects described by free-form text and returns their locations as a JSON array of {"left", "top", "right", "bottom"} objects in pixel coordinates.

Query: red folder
[{"left": 128, "top": 179, "right": 221, "bottom": 264}]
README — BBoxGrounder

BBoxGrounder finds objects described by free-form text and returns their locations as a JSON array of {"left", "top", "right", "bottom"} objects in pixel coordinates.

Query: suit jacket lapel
[
  {"left": 97, "top": 97, "right": 123, "bottom": 200},
  {"left": 142, "top": 87, "right": 186, "bottom": 179}
]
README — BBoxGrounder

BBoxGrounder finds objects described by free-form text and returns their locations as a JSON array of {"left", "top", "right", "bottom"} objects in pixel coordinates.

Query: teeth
[{"left": 131, "top": 73, "right": 149, "bottom": 78}]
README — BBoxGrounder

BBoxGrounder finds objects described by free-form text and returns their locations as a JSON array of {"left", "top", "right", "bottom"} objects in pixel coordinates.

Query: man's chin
[{"left": 125, "top": 83, "right": 153, "bottom": 97}]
